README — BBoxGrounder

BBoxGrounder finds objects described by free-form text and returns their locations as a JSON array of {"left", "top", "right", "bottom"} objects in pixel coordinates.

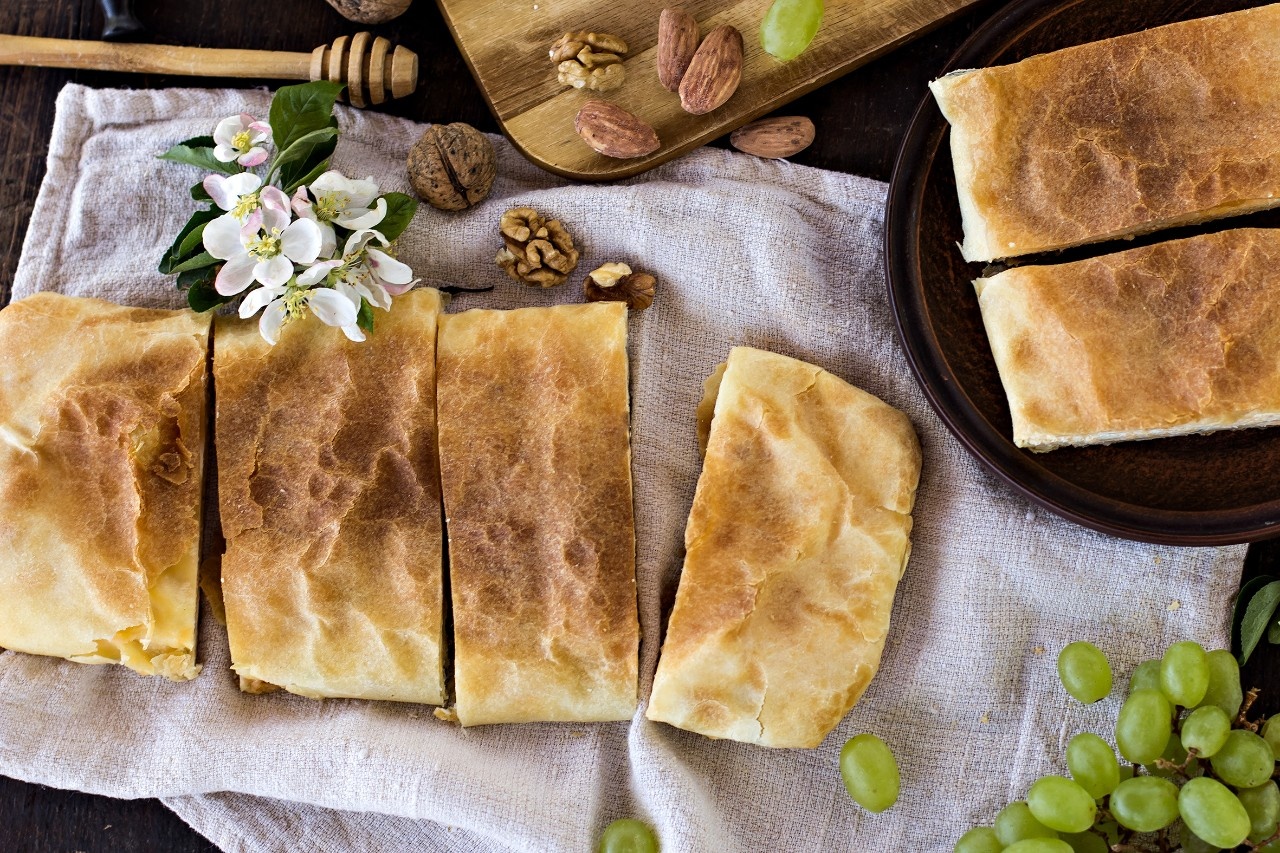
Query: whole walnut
[{"left": 407, "top": 123, "right": 497, "bottom": 211}]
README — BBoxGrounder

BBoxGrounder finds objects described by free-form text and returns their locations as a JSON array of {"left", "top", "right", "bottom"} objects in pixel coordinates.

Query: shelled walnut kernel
[
  {"left": 551, "top": 31, "right": 629, "bottom": 92},
  {"left": 495, "top": 207, "right": 580, "bottom": 287},
  {"left": 584, "top": 262, "right": 656, "bottom": 310}
]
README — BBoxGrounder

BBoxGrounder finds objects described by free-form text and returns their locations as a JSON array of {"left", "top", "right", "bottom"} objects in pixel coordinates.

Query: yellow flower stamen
[
  {"left": 231, "top": 192, "right": 259, "bottom": 221},
  {"left": 232, "top": 129, "right": 252, "bottom": 150},
  {"left": 282, "top": 288, "right": 310, "bottom": 320},
  {"left": 246, "top": 230, "right": 282, "bottom": 260}
]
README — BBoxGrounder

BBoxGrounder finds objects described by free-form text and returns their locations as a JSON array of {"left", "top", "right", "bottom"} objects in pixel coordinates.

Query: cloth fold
[{"left": 0, "top": 84, "right": 1245, "bottom": 852}]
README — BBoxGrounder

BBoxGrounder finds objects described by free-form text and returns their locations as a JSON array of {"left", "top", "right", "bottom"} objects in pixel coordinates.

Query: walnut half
[
  {"left": 583, "top": 262, "right": 656, "bottom": 310},
  {"left": 495, "top": 207, "right": 581, "bottom": 288},
  {"left": 551, "top": 31, "right": 628, "bottom": 92}
]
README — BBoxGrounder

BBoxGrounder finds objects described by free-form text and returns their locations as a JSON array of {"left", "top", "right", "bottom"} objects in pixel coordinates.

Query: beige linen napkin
[{"left": 0, "top": 84, "right": 1245, "bottom": 852}]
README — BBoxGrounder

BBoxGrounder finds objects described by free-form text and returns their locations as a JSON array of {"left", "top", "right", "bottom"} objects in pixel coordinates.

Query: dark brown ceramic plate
[{"left": 886, "top": 0, "right": 1280, "bottom": 545}]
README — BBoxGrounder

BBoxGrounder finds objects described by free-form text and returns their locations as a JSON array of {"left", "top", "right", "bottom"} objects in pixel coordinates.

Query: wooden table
[{"left": 1, "top": 0, "right": 1276, "bottom": 849}]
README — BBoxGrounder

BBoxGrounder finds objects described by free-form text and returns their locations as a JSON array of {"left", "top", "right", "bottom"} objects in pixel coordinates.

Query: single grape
[
  {"left": 1181, "top": 705, "right": 1232, "bottom": 758},
  {"left": 1061, "top": 830, "right": 1109, "bottom": 853},
  {"left": 1002, "top": 841, "right": 1072, "bottom": 853},
  {"left": 953, "top": 827, "right": 1002, "bottom": 853},
  {"left": 1117, "top": 764, "right": 1135, "bottom": 783},
  {"left": 1263, "top": 716, "right": 1280, "bottom": 756},
  {"left": 1160, "top": 640, "right": 1210, "bottom": 707},
  {"left": 1129, "top": 659, "right": 1162, "bottom": 694},
  {"left": 1066, "top": 732, "right": 1120, "bottom": 798},
  {"left": 1109, "top": 776, "right": 1179, "bottom": 832},
  {"left": 1179, "top": 821, "right": 1224, "bottom": 853},
  {"left": 1238, "top": 780, "right": 1280, "bottom": 842},
  {"left": 995, "top": 801, "right": 1059, "bottom": 845},
  {"left": 1196, "top": 649, "right": 1244, "bottom": 717},
  {"left": 1180, "top": 777, "right": 1252, "bottom": 848},
  {"left": 598, "top": 819, "right": 658, "bottom": 853},
  {"left": 1116, "top": 689, "right": 1172, "bottom": 765},
  {"left": 759, "top": 0, "right": 823, "bottom": 62},
  {"left": 1210, "top": 729, "right": 1275, "bottom": 789},
  {"left": 1027, "top": 776, "right": 1096, "bottom": 833},
  {"left": 839, "top": 734, "right": 899, "bottom": 813},
  {"left": 1057, "top": 642, "right": 1113, "bottom": 703}
]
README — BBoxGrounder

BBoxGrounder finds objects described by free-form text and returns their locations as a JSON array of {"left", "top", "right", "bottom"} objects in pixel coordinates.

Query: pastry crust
[
  {"left": 646, "top": 347, "right": 921, "bottom": 748},
  {"left": 437, "top": 303, "right": 638, "bottom": 726},
  {"left": 930, "top": 4, "right": 1280, "bottom": 262},
  {"left": 215, "top": 289, "right": 446, "bottom": 703},
  {"left": 976, "top": 228, "right": 1280, "bottom": 452},
  {"left": 0, "top": 293, "right": 209, "bottom": 680}
]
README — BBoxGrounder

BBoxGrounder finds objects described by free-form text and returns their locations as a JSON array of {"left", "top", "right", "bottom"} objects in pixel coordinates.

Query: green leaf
[
  {"left": 158, "top": 208, "right": 221, "bottom": 274},
  {"left": 268, "top": 126, "right": 337, "bottom": 191},
  {"left": 1269, "top": 616, "right": 1280, "bottom": 645},
  {"left": 376, "top": 192, "right": 418, "bottom": 241},
  {"left": 269, "top": 81, "right": 345, "bottom": 157},
  {"left": 159, "top": 143, "right": 241, "bottom": 175},
  {"left": 1235, "top": 577, "right": 1280, "bottom": 664},
  {"left": 282, "top": 157, "right": 331, "bottom": 196},
  {"left": 190, "top": 180, "right": 212, "bottom": 202},
  {"left": 357, "top": 298, "right": 375, "bottom": 334},
  {"left": 177, "top": 265, "right": 232, "bottom": 313},
  {"left": 168, "top": 251, "right": 219, "bottom": 275}
]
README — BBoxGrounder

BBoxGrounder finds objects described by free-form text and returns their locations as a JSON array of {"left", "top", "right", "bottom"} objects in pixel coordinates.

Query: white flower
[
  {"left": 203, "top": 198, "right": 322, "bottom": 295},
  {"left": 238, "top": 276, "right": 359, "bottom": 345},
  {"left": 203, "top": 172, "right": 266, "bottom": 221},
  {"left": 291, "top": 171, "right": 387, "bottom": 257},
  {"left": 298, "top": 260, "right": 366, "bottom": 342},
  {"left": 344, "top": 228, "right": 416, "bottom": 301},
  {"left": 213, "top": 113, "right": 271, "bottom": 167}
]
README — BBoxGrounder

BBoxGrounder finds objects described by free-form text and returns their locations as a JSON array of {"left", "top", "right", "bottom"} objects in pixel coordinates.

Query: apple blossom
[
  {"left": 213, "top": 113, "right": 271, "bottom": 167},
  {"left": 292, "top": 171, "right": 387, "bottom": 258},
  {"left": 203, "top": 204, "right": 323, "bottom": 295}
]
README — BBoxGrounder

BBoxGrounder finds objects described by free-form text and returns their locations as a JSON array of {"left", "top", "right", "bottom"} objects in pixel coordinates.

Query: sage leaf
[
  {"left": 159, "top": 208, "right": 221, "bottom": 274},
  {"left": 376, "top": 192, "right": 418, "bottom": 241},
  {"left": 269, "top": 81, "right": 345, "bottom": 156},
  {"left": 159, "top": 143, "right": 241, "bottom": 175},
  {"left": 1235, "top": 577, "right": 1280, "bottom": 664}
]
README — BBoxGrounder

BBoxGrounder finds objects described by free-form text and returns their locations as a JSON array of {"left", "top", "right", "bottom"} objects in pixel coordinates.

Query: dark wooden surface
[{"left": 0, "top": 0, "right": 1275, "bottom": 850}]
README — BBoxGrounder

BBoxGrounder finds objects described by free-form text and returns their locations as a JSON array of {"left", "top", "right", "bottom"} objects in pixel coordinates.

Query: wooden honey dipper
[{"left": 0, "top": 32, "right": 418, "bottom": 108}]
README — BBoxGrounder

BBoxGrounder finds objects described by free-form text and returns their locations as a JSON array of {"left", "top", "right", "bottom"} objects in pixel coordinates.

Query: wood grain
[{"left": 436, "top": 0, "right": 983, "bottom": 179}]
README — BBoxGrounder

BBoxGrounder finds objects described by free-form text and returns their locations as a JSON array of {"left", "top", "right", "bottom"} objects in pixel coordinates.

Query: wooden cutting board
[{"left": 434, "top": 0, "right": 982, "bottom": 181}]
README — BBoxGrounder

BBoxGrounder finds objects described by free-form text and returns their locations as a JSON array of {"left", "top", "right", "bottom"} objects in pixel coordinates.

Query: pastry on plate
[
  {"left": 216, "top": 289, "right": 447, "bottom": 703},
  {"left": 0, "top": 293, "right": 209, "bottom": 680},
  {"left": 976, "top": 228, "right": 1280, "bottom": 452},
  {"left": 437, "top": 302, "right": 639, "bottom": 726},
  {"left": 930, "top": 3, "right": 1280, "bottom": 262},
  {"left": 646, "top": 347, "right": 921, "bottom": 748}
]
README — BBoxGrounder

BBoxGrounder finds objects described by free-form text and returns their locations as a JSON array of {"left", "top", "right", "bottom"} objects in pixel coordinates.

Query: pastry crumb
[
  {"left": 1167, "top": 600, "right": 1181, "bottom": 611},
  {"left": 979, "top": 712, "right": 990, "bottom": 724},
  {"left": 1032, "top": 645, "right": 1045, "bottom": 655}
]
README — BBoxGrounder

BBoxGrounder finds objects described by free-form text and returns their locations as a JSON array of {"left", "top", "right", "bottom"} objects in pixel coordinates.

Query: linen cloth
[{"left": 0, "top": 84, "right": 1246, "bottom": 852}]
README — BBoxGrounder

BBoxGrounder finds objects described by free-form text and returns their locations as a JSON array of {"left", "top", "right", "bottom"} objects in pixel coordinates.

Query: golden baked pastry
[
  {"left": 216, "top": 289, "right": 446, "bottom": 703},
  {"left": 0, "top": 293, "right": 209, "bottom": 680},
  {"left": 976, "top": 228, "right": 1280, "bottom": 452},
  {"left": 930, "top": 4, "right": 1280, "bottom": 262},
  {"left": 646, "top": 347, "right": 921, "bottom": 748},
  {"left": 437, "top": 302, "right": 638, "bottom": 726}
]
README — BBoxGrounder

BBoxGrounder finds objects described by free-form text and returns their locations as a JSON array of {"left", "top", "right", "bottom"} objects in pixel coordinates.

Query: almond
[
  {"left": 574, "top": 99, "right": 661, "bottom": 159},
  {"left": 678, "top": 24, "right": 743, "bottom": 115},
  {"left": 657, "top": 8, "right": 700, "bottom": 92},
  {"left": 729, "top": 116, "right": 816, "bottom": 159}
]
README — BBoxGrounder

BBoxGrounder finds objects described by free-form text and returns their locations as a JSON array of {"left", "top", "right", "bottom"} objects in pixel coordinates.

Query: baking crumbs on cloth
[
  {"left": 1168, "top": 600, "right": 1181, "bottom": 611},
  {"left": 1032, "top": 646, "right": 1045, "bottom": 655},
  {"left": 979, "top": 712, "right": 990, "bottom": 724}
]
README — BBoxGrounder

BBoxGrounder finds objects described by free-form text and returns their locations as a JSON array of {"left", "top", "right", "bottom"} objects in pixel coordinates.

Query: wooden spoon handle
[{"left": 0, "top": 34, "right": 313, "bottom": 80}]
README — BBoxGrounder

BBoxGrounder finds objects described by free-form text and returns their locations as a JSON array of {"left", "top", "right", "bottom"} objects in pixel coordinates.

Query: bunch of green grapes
[{"left": 955, "top": 641, "right": 1280, "bottom": 853}]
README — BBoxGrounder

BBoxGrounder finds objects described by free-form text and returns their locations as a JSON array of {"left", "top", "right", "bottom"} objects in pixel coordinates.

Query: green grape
[
  {"left": 1109, "top": 776, "right": 1179, "bottom": 832},
  {"left": 1259, "top": 840, "right": 1280, "bottom": 853},
  {"left": 1209, "top": 729, "right": 1275, "bottom": 789},
  {"left": 1129, "top": 659, "right": 1162, "bottom": 694},
  {"left": 1027, "top": 776, "right": 1096, "bottom": 833},
  {"left": 1197, "top": 649, "right": 1244, "bottom": 717},
  {"left": 1179, "top": 777, "right": 1251, "bottom": 848},
  {"left": 839, "top": 734, "right": 899, "bottom": 813},
  {"left": 759, "top": 0, "right": 823, "bottom": 62},
  {"left": 1002, "top": 841, "right": 1072, "bottom": 853},
  {"left": 1179, "top": 821, "right": 1224, "bottom": 853},
  {"left": 598, "top": 819, "right": 658, "bottom": 853},
  {"left": 1263, "top": 716, "right": 1280, "bottom": 756},
  {"left": 1117, "top": 764, "right": 1135, "bottom": 783},
  {"left": 1061, "top": 830, "right": 1109, "bottom": 853},
  {"left": 1066, "top": 732, "right": 1120, "bottom": 798},
  {"left": 1238, "top": 780, "right": 1280, "bottom": 842},
  {"left": 953, "top": 827, "right": 1002, "bottom": 853},
  {"left": 1116, "top": 689, "right": 1172, "bottom": 765},
  {"left": 1146, "top": 735, "right": 1195, "bottom": 779},
  {"left": 1160, "top": 640, "right": 1210, "bottom": 707},
  {"left": 1057, "top": 642, "right": 1113, "bottom": 704},
  {"left": 1181, "top": 705, "right": 1232, "bottom": 757},
  {"left": 995, "top": 801, "right": 1059, "bottom": 844}
]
